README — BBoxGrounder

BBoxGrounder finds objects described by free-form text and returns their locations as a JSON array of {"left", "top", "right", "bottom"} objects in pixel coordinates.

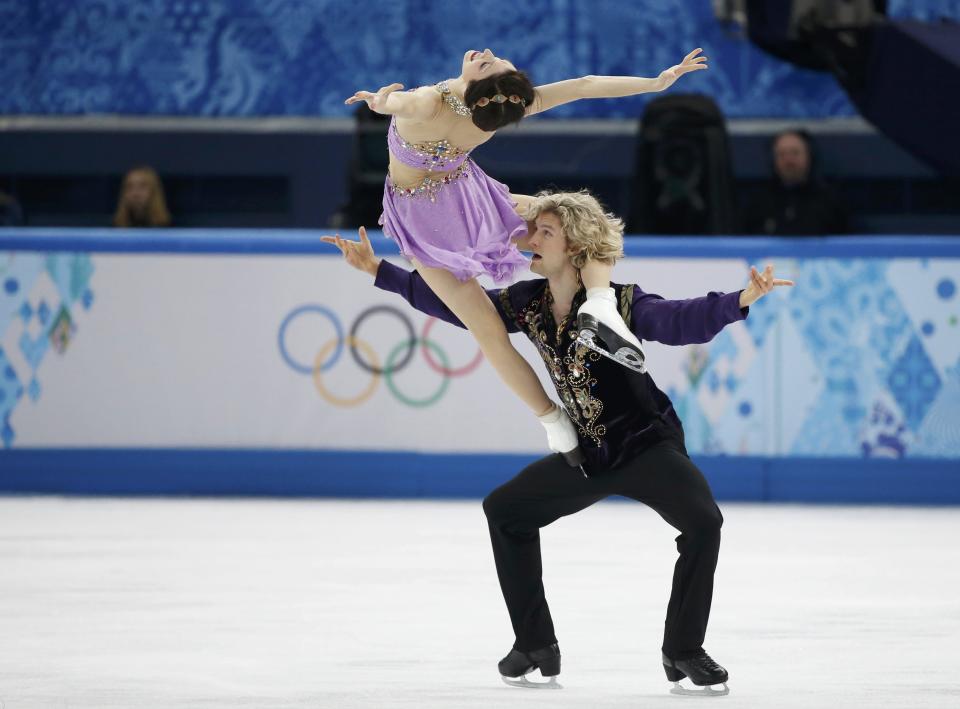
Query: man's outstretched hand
[
  {"left": 739, "top": 264, "right": 795, "bottom": 308},
  {"left": 320, "top": 226, "right": 381, "bottom": 278}
]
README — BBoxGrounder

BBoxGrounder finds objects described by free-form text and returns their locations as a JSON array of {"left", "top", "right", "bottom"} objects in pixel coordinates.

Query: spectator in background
[
  {"left": 743, "top": 129, "right": 849, "bottom": 236},
  {"left": 0, "top": 190, "right": 24, "bottom": 226},
  {"left": 113, "top": 166, "right": 171, "bottom": 227}
]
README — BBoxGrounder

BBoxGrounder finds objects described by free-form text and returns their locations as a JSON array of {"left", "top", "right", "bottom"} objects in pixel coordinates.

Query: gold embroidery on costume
[
  {"left": 619, "top": 284, "right": 635, "bottom": 324},
  {"left": 498, "top": 288, "right": 517, "bottom": 322},
  {"left": 517, "top": 287, "right": 607, "bottom": 447}
]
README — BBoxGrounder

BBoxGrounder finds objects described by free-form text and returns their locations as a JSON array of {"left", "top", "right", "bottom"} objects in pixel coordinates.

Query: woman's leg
[{"left": 411, "top": 260, "right": 581, "bottom": 458}]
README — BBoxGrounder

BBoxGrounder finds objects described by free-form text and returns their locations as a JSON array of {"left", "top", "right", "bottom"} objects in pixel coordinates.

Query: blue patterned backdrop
[
  {"left": 669, "top": 257, "right": 960, "bottom": 459},
  {"left": 1, "top": 0, "right": 957, "bottom": 118},
  {"left": 1, "top": 251, "right": 94, "bottom": 447}
]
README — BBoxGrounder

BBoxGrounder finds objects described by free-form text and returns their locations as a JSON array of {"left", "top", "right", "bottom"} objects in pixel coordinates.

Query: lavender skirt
[{"left": 378, "top": 159, "right": 529, "bottom": 284}]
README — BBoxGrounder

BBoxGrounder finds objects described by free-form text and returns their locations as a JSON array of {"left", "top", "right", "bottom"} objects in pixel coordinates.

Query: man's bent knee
[
  {"left": 679, "top": 504, "right": 723, "bottom": 543},
  {"left": 483, "top": 487, "right": 540, "bottom": 536},
  {"left": 483, "top": 487, "right": 508, "bottom": 522}
]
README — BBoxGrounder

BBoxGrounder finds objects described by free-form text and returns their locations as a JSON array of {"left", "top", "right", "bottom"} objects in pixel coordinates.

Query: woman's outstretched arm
[
  {"left": 345, "top": 83, "right": 441, "bottom": 121},
  {"left": 527, "top": 48, "right": 708, "bottom": 116}
]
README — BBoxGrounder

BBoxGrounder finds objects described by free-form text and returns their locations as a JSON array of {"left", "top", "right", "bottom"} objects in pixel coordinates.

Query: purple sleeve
[
  {"left": 373, "top": 260, "right": 520, "bottom": 333},
  {"left": 630, "top": 287, "right": 748, "bottom": 345}
]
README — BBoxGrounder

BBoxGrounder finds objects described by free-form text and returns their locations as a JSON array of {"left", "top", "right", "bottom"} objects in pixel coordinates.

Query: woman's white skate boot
[
  {"left": 537, "top": 404, "right": 586, "bottom": 472},
  {"left": 576, "top": 287, "right": 646, "bottom": 373}
]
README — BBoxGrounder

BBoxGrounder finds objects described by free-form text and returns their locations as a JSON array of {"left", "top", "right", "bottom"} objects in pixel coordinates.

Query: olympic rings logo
[{"left": 277, "top": 304, "right": 484, "bottom": 408}]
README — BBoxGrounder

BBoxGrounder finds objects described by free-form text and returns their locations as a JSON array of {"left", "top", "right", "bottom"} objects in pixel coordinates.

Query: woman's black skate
[
  {"left": 662, "top": 650, "right": 729, "bottom": 696},
  {"left": 498, "top": 643, "right": 562, "bottom": 689},
  {"left": 576, "top": 313, "right": 646, "bottom": 374}
]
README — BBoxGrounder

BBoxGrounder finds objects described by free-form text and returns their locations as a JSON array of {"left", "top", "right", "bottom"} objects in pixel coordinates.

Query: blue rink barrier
[
  {"left": 1, "top": 449, "right": 959, "bottom": 505},
  {"left": 2, "top": 229, "right": 959, "bottom": 504},
  {"left": 1, "top": 227, "right": 959, "bottom": 258}
]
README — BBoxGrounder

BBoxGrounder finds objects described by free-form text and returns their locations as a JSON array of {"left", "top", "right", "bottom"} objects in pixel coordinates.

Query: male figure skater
[{"left": 322, "top": 190, "right": 792, "bottom": 695}]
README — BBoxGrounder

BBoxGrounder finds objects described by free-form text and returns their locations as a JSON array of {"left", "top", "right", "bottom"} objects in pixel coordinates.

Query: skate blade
[
  {"left": 669, "top": 680, "right": 729, "bottom": 697},
  {"left": 501, "top": 674, "right": 562, "bottom": 690},
  {"left": 576, "top": 332, "right": 647, "bottom": 374}
]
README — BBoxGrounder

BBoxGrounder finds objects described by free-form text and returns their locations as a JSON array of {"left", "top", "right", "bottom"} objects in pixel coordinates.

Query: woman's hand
[
  {"left": 345, "top": 82, "right": 405, "bottom": 114},
  {"left": 657, "top": 48, "right": 709, "bottom": 91},
  {"left": 320, "top": 226, "right": 381, "bottom": 277}
]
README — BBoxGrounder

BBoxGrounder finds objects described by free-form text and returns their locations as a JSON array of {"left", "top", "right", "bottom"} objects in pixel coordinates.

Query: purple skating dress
[{"left": 378, "top": 81, "right": 529, "bottom": 284}]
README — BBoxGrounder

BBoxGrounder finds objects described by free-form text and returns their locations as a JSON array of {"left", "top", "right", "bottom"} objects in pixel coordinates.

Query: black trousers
[{"left": 482, "top": 437, "right": 722, "bottom": 659}]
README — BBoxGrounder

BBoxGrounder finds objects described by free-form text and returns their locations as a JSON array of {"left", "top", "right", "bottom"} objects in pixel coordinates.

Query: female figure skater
[{"left": 344, "top": 48, "right": 708, "bottom": 462}]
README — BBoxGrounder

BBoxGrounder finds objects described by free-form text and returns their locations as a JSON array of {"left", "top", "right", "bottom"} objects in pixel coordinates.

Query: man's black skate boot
[
  {"left": 576, "top": 313, "right": 646, "bottom": 374},
  {"left": 662, "top": 650, "right": 729, "bottom": 696},
  {"left": 498, "top": 643, "right": 562, "bottom": 689}
]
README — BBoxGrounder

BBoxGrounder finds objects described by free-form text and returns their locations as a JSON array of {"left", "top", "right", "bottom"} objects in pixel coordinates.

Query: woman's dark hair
[{"left": 464, "top": 70, "right": 536, "bottom": 132}]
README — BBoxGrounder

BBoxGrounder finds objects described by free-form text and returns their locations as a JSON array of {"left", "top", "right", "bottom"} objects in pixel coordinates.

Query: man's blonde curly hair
[{"left": 523, "top": 190, "right": 624, "bottom": 269}]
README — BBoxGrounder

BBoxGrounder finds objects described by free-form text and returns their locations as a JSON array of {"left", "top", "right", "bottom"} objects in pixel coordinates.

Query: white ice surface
[{"left": 1, "top": 498, "right": 958, "bottom": 709}]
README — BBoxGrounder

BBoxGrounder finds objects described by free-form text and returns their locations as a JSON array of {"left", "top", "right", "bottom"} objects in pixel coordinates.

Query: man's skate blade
[
  {"left": 669, "top": 680, "right": 729, "bottom": 697},
  {"left": 577, "top": 317, "right": 646, "bottom": 371},
  {"left": 501, "top": 674, "right": 562, "bottom": 690},
  {"left": 575, "top": 334, "right": 647, "bottom": 374}
]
